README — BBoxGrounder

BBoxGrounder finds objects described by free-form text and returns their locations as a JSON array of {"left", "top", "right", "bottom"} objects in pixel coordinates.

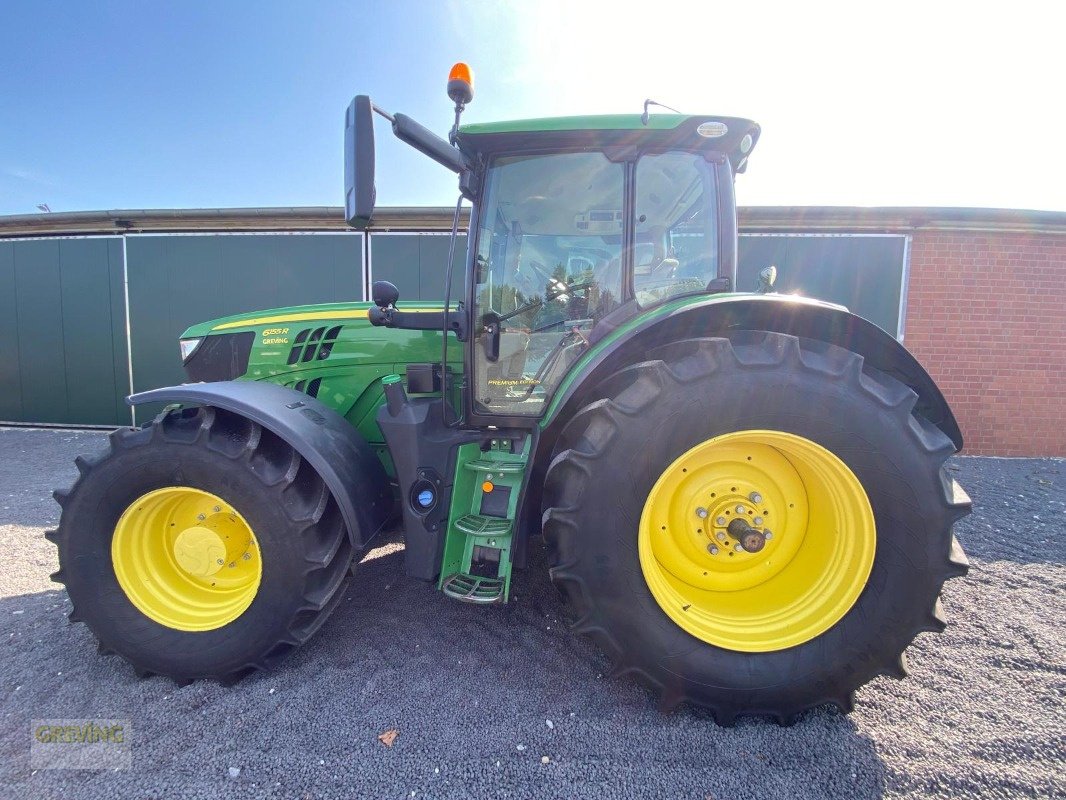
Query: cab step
[
  {"left": 464, "top": 459, "right": 525, "bottom": 474},
  {"left": 441, "top": 573, "right": 506, "bottom": 604},
  {"left": 454, "top": 514, "right": 512, "bottom": 536},
  {"left": 438, "top": 438, "right": 531, "bottom": 604}
]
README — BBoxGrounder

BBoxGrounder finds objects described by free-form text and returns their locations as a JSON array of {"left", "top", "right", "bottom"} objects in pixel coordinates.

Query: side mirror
[
  {"left": 372, "top": 280, "right": 400, "bottom": 309},
  {"left": 480, "top": 312, "right": 501, "bottom": 363},
  {"left": 756, "top": 265, "right": 777, "bottom": 294},
  {"left": 344, "top": 95, "right": 376, "bottom": 228}
]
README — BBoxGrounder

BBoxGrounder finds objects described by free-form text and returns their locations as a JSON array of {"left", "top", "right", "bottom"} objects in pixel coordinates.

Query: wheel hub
[
  {"left": 638, "top": 430, "right": 877, "bottom": 652},
  {"left": 703, "top": 486, "right": 779, "bottom": 562},
  {"left": 726, "top": 518, "right": 766, "bottom": 553},
  {"left": 172, "top": 526, "right": 226, "bottom": 577}
]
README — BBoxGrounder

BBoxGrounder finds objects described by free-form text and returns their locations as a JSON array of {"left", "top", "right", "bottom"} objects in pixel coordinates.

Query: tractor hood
[
  {"left": 182, "top": 300, "right": 456, "bottom": 339},
  {"left": 178, "top": 300, "right": 459, "bottom": 387},
  {"left": 182, "top": 301, "right": 384, "bottom": 339}
]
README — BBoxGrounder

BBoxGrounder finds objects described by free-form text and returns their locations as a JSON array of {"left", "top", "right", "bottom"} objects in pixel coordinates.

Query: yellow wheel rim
[
  {"left": 638, "top": 430, "right": 876, "bottom": 652},
  {"left": 111, "top": 487, "right": 262, "bottom": 632}
]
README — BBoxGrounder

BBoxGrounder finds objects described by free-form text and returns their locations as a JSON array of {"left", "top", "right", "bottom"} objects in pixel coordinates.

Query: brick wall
[{"left": 904, "top": 230, "right": 1066, "bottom": 456}]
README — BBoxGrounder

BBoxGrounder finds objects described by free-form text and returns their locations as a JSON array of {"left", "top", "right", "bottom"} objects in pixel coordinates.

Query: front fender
[{"left": 128, "top": 381, "right": 393, "bottom": 550}]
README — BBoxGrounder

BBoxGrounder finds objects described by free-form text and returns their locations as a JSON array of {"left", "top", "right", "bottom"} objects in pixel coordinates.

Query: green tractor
[{"left": 51, "top": 65, "right": 970, "bottom": 724}]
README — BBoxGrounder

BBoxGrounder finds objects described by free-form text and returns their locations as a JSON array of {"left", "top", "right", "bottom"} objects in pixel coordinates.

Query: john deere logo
[{"left": 697, "top": 121, "right": 728, "bottom": 138}]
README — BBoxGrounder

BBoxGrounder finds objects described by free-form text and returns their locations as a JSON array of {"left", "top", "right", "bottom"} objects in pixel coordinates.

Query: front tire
[
  {"left": 49, "top": 406, "right": 353, "bottom": 683},
  {"left": 542, "top": 333, "right": 971, "bottom": 723}
]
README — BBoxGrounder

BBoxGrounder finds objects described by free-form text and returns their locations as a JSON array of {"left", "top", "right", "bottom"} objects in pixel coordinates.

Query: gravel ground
[{"left": 0, "top": 426, "right": 1062, "bottom": 799}]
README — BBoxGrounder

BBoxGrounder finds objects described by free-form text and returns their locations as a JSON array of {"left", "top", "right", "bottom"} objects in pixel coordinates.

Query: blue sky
[{"left": 1, "top": 1, "right": 1062, "bottom": 215}]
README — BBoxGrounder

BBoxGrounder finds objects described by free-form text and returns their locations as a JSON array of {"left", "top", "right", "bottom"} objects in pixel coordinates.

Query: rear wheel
[
  {"left": 49, "top": 406, "right": 353, "bottom": 683},
  {"left": 542, "top": 333, "right": 971, "bottom": 723}
]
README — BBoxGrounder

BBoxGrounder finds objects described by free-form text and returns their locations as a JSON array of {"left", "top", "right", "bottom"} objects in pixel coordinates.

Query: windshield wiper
[{"left": 496, "top": 280, "right": 595, "bottom": 325}]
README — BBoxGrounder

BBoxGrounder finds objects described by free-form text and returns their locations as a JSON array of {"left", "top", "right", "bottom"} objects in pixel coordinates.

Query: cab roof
[{"left": 455, "top": 114, "right": 760, "bottom": 171}]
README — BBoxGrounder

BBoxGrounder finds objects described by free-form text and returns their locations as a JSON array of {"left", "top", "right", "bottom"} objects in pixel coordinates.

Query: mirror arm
[
  {"left": 371, "top": 104, "right": 395, "bottom": 123},
  {"left": 392, "top": 113, "right": 467, "bottom": 174},
  {"left": 368, "top": 308, "right": 468, "bottom": 342}
]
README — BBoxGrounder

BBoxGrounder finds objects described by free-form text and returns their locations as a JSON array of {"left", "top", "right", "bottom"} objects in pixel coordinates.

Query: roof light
[{"left": 447, "top": 62, "right": 474, "bottom": 106}]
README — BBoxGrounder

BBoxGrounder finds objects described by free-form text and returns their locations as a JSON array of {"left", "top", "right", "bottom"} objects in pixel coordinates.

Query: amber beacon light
[{"left": 447, "top": 62, "right": 474, "bottom": 107}]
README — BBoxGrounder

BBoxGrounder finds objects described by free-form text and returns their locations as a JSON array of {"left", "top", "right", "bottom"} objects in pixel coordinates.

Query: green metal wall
[
  {"left": 0, "top": 237, "right": 129, "bottom": 425},
  {"left": 370, "top": 233, "right": 467, "bottom": 300},
  {"left": 126, "top": 233, "right": 363, "bottom": 421},
  {"left": 738, "top": 234, "right": 907, "bottom": 336},
  {"left": 0, "top": 229, "right": 905, "bottom": 427}
]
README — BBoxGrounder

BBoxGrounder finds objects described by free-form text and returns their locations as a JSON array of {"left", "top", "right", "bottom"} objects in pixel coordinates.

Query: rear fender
[
  {"left": 128, "top": 381, "right": 393, "bottom": 550},
  {"left": 546, "top": 295, "right": 962, "bottom": 449}
]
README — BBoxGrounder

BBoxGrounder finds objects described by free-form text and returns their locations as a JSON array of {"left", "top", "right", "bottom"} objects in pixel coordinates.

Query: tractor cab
[
  {"left": 344, "top": 66, "right": 760, "bottom": 424},
  {"left": 455, "top": 122, "right": 757, "bottom": 418}
]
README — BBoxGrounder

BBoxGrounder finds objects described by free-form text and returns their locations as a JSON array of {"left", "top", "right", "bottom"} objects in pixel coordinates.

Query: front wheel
[
  {"left": 49, "top": 406, "right": 353, "bottom": 684},
  {"left": 542, "top": 332, "right": 971, "bottom": 724}
]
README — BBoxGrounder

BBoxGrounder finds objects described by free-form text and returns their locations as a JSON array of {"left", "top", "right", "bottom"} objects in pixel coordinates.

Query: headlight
[{"left": 179, "top": 338, "right": 203, "bottom": 362}]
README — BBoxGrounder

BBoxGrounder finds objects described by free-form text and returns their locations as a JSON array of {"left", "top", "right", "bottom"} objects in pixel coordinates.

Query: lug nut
[
  {"left": 696, "top": 507, "right": 708, "bottom": 519},
  {"left": 707, "top": 544, "right": 719, "bottom": 555},
  {"left": 242, "top": 553, "right": 251, "bottom": 560},
  {"left": 715, "top": 516, "right": 727, "bottom": 526},
  {"left": 753, "top": 517, "right": 764, "bottom": 526},
  {"left": 213, "top": 505, "right": 221, "bottom": 513},
  {"left": 197, "top": 514, "right": 206, "bottom": 521},
  {"left": 764, "top": 530, "right": 773, "bottom": 540},
  {"left": 735, "top": 505, "right": 746, "bottom": 514},
  {"left": 749, "top": 492, "right": 763, "bottom": 504},
  {"left": 734, "top": 544, "right": 744, "bottom": 552},
  {"left": 717, "top": 532, "right": 727, "bottom": 542},
  {"left": 216, "top": 558, "right": 224, "bottom": 565}
]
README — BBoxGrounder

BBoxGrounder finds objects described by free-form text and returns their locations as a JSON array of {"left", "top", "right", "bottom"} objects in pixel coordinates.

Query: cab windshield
[{"left": 471, "top": 149, "right": 717, "bottom": 416}]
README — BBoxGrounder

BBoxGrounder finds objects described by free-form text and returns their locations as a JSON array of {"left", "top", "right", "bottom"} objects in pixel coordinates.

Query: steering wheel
[
  {"left": 514, "top": 260, "right": 560, "bottom": 297},
  {"left": 532, "top": 316, "right": 593, "bottom": 334},
  {"left": 646, "top": 256, "right": 680, "bottom": 277}
]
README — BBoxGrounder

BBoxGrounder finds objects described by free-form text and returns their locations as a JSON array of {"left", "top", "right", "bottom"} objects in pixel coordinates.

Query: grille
[
  {"left": 287, "top": 325, "right": 343, "bottom": 365},
  {"left": 291, "top": 377, "right": 323, "bottom": 398}
]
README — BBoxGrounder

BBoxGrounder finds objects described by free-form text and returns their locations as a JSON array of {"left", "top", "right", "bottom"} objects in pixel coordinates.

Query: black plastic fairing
[
  {"left": 182, "top": 332, "right": 254, "bottom": 382},
  {"left": 375, "top": 396, "right": 480, "bottom": 581}
]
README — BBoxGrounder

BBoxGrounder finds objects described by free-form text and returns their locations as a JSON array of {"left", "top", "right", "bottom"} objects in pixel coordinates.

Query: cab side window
[{"left": 633, "top": 152, "right": 718, "bottom": 307}]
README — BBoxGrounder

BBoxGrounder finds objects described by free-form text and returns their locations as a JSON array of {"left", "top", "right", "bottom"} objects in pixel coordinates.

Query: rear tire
[
  {"left": 49, "top": 406, "right": 353, "bottom": 684},
  {"left": 542, "top": 333, "right": 971, "bottom": 724}
]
